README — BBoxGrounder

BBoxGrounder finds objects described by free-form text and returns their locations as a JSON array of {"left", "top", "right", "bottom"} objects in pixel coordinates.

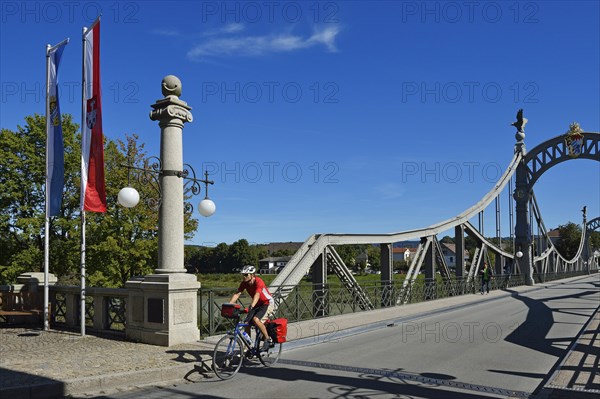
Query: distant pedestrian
[
  {"left": 503, "top": 260, "right": 512, "bottom": 288},
  {"left": 480, "top": 262, "right": 491, "bottom": 294}
]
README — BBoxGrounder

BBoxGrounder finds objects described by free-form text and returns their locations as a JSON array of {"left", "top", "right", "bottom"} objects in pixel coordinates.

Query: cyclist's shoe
[{"left": 262, "top": 338, "right": 274, "bottom": 351}]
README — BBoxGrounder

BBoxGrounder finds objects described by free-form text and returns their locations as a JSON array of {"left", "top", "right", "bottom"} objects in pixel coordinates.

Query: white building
[{"left": 440, "top": 242, "right": 470, "bottom": 269}]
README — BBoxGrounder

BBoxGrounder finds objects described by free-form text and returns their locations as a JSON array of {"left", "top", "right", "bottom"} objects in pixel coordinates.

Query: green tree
[
  {"left": 271, "top": 249, "right": 293, "bottom": 257},
  {"left": 394, "top": 260, "right": 409, "bottom": 273},
  {"left": 227, "top": 239, "right": 257, "bottom": 271},
  {"left": 334, "top": 245, "right": 358, "bottom": 267},
  {"left": 1, "top": 114, "right": 79, "bottom": 283},
  {"left": 367, "top": 245, "right": 381, "bottom": 269},
  {"left": 464, "top": 235, "right": 478, "bottom": 261},
  {"left": 555, "top": 222, "right": 582, "bottom": 259},
  {"left": 441, "top": 236, "right": 454, "bottom": 244},
  {"left": 210, "top": 243, "right": 230, "bottom": 273},
  {"left": 185, "top": 245, "right": 214, "bottom": 273},
  {"left": 1, "top": 114, "right": 198, "bottom": 287},
  {"left": 589, "top": 230, "right": 600, "bottom": 251}
]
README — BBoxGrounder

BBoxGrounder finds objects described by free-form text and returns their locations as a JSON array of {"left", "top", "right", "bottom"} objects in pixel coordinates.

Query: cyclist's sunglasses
[{"left": 243, "top": 273, "right": 250, "bottom": 277}]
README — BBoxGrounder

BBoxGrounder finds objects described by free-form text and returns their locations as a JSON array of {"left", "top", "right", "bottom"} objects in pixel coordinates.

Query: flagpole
[
  {"left": 44, "top": 43, "right": 51, "bottom": 332},
  {"left": 44, "top": 38, "right": 70, "bottom": 332},
  {"left": 81, "top": 26, "right": 88, "bottom": 337},
  {"left": 81, "top": 15, "right": 103, "bottom": 336}
]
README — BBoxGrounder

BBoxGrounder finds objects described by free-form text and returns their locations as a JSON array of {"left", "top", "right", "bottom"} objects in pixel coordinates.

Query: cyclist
[{"left": 228, "top": 265, "right": 275, "bottom": 350}]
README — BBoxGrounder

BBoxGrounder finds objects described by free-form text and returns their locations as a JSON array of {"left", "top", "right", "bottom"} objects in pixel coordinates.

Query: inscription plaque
[{"left": 147, "top": 298, "right": 164, "bottom": 324}]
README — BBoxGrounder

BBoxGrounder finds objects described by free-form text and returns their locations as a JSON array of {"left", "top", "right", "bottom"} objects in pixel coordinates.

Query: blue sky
[{"left": 1, "top": 1, "right": 599, "bottom": 246}]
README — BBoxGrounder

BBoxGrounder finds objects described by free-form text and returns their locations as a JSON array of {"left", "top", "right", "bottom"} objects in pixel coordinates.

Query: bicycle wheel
[
  {"left": 212, "top": 334, "right": 244, "bottom": 379},
  {"left": 258, "top": 340, "right": 282, "bottom": 367}
]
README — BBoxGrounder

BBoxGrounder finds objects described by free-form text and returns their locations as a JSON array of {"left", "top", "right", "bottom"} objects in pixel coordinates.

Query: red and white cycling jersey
[{"left": 237, "top": 276, "right": 273, "bottom": 307}]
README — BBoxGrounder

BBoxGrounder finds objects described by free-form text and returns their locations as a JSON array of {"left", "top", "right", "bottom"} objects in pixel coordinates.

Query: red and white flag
[{"left": 81, "top": 18, "right": 106, "bottom": 212}]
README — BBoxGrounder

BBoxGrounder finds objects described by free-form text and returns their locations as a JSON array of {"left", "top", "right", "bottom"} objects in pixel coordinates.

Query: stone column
[
  {"left": 126, "top": 76, "right": 200, "bottom": 346},
  {"left": 150, "top": 75, "right": 192, "bottom": 274}
]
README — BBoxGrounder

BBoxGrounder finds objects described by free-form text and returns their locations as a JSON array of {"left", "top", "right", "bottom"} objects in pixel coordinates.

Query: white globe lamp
[
  {"left": 516, "top": 250, "right": 523, "bottom": 258},
  {"left": 118, "top": 186, "right": 140, "bottom": 208},
  {"left": 198, "top": 197, "right": 216, "bottom": 217}
]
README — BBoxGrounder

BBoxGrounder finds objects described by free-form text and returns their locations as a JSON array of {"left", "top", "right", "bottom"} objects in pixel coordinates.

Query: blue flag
[{"left": 46, "top": 39, "right": 68, "bottom": 216}]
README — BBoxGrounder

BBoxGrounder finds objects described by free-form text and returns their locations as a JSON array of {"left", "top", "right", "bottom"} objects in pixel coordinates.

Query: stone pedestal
[
  {"left": 16, "top": 272, "right": 58, "bottom": 291},
  {"left": 126, "top": 273, "right": 200, "bottom": 346}
]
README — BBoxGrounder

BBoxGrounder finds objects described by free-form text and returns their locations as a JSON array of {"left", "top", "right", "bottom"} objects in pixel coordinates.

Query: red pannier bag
[
  {"left": 267, "top": 318, "right": 288, "bottom": 343},
  {"left": 221, "top": 303, "right": 241, "bottom": 319}
]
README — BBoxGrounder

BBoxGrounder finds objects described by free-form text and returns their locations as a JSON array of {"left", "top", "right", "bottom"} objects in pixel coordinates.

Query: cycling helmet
[{"left": 240, "top": 265, "right": 256, "bottom": 274}]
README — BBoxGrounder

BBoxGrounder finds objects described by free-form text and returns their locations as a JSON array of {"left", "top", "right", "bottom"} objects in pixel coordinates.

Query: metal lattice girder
[
  {"left": 432, "top": 236, "right": 452, "bottom": 280},
  {"left": 404, "top": 240, "right": 425, "bottom": 283},
  {"left": 409, "top": 238, "right": 430, "bottom": 281},
  {"left": 326, "top": 246, "right": 374, "bottom": 311},
  {"left": 467, "top": 246, "right": 481, "bottom": 284},
  {"left": 398, "top": 239, "right": 430, "bottom": 305}
]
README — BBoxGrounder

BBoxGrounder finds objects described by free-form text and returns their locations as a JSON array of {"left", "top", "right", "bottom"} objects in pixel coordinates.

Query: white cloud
[
  {"left": 153, "top": 23, "right": 245, "bottom": 39},
  {"left": 222, "top": 23, "right": 245, "bottom": 34},
  {"left": 202, "top": 23, "right": 246, "bottom": 37},
  {"left": 375, "top": 182, "right": 407, "bottom": 200},
  {"left": 187, "top": 26, "right": 340, "bottom": 60}
]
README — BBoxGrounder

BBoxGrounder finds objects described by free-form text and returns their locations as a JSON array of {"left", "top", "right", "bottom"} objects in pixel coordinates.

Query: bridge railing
[
  {"left": 8, "top": 270, "right": 591, "bottom": 337},
  {"left": 49, "top": 285, "right": 127, "bottom": 333},
  {"left": 532, "top": 270, "right": 589, "bottom": 284},
  {"left": 198, "top": 271, "right": 593, "bottom": 338}
]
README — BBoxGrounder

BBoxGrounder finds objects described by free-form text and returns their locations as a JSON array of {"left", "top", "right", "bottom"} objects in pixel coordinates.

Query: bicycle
[{"left": 212, "top": 304, "right": 283, "bottom": 380}]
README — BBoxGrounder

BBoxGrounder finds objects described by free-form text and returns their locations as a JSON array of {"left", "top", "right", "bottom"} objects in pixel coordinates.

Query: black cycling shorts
[{"left": 245, "top": 303, "right": 269, "bottom": 325}]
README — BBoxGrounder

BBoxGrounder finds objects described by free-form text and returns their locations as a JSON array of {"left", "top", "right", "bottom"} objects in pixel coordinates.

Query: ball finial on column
[{"left": 162, "top": 75, "right": 182, "bottom": 98}]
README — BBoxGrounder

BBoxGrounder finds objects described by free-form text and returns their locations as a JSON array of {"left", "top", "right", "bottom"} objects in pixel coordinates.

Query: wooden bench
[{"left": 0, "top": 291, "right": 48, "bottom": 325}]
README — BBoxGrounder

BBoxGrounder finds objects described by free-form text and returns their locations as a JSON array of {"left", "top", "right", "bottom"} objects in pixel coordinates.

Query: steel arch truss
[
  {"left": 524, "top": 131, "right": 600, "bottom": 188},
  {"left": 587, "top": 217, "right": 600, "bottom": 233}
]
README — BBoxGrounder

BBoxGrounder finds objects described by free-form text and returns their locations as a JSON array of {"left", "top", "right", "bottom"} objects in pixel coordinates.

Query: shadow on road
[
  {"left": 503, "top": 282, "right": 598, "bottom": 358},
  {"left": 240, "top": 359, "right": 521, "bottom": 398},
  {"left": 498, "top": 278, "right": 600, "bottom": 396},
  {"left": 0, "top": 367, "right": 65, "bottom": 398},
  {"left": 166, "top": 348, "right": 215, "bottom": 379}
]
